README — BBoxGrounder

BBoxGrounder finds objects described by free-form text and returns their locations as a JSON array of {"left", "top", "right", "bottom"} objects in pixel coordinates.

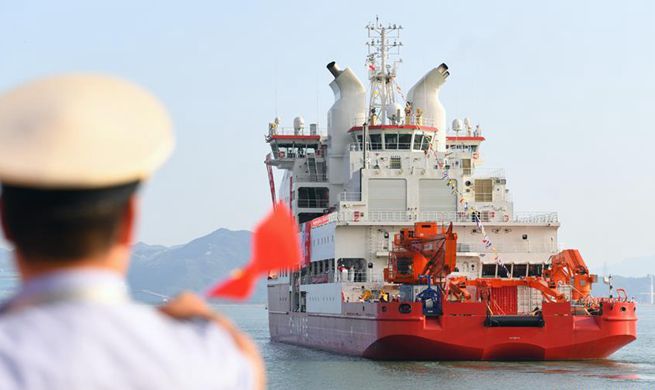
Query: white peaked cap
[{"left": 0, "top": 74, "right": 174, "bottom": 188}]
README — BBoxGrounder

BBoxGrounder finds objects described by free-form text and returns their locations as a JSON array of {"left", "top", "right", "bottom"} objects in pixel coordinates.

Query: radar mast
[{"left": 366, "top": 18, "right": 403, "bottom": 125}]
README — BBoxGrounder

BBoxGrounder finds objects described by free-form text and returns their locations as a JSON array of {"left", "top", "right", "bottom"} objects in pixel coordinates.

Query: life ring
[{"left": 503, "top": 214, "right": 510, "bottom": 222}]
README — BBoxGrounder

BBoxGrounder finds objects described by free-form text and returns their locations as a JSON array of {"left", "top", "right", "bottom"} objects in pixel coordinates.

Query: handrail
[
  {"left": 268, "top": 126, "right": 326, "bottom": 137},
  {"left": 335, "top": 210, "right": 558, "bottom": 225},
  {"left": 297, "top": 199, "right": 329, "bottom": 208},
  {"left": 339, "top": 192, "right": 362, "bottom": 202},
  {"left": 350, "top": 115, "right": 439, "bottom": 128}
]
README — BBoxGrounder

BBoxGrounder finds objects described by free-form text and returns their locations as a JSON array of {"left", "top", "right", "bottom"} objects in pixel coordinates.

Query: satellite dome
[
  {"left": 452, "top": 118, "right": 463, "bottom": 132},
  {"left": 293, "top": 116, "right": 305, "bottom": 134}
]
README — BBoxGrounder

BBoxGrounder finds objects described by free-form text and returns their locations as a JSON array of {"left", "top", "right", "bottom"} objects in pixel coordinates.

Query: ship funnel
[
  {"left": 406, "top": 63, "right": 449, "bottom": 152},
  {"left": 327, "top": 61, "right": 343, "bottom": 78},
  {"left": 326, "top": 61, "right": 366, "bottom": 184}
]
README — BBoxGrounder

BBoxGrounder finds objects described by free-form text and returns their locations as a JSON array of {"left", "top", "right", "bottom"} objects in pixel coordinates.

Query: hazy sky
[{"left": 0, "top": 1, "right": 653, "bottom": 271}]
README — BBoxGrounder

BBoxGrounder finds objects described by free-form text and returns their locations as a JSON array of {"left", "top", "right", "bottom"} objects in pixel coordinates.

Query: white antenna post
[{"left": 365, "top": 18, "right": 403, "bottom": 125}]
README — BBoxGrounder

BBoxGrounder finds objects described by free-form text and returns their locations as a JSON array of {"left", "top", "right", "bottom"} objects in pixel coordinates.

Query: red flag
[
  {"left": 206, "top": 203, "right": 302, "bottom": 300},
  {"left": 206, "top": 269, "right": 257, "bottom": 299}
]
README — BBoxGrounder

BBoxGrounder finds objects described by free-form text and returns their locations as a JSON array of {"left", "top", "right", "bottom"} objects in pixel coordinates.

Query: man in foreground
[{"left": 0, "top": 74, "right": 264, "bottom": 389}]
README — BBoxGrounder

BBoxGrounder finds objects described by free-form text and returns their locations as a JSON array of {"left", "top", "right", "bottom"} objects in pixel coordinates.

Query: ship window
[
  {"left": 356, "top": 135, "right": 363, "bottom": 150},
  {"left": 528, "top": 264, "right": 543, "bottom": 276},
  {"left": 413, "top": 134, "right": 424, "bottom": 150},
  {"left": 421, "top": 135, "right": 432, "bottom": 151},
  {"left": 385, "top": 133, "right": 398, "bottom": 149},
  {"left": 370, "top": 134, "right": 382, "bottom": 150},
  {"left": 474, "top": 179, "right": 493, "bottom": 202},
  {"left": 397, "top": 257, "right": 413, "bottom": 274},
  {"left": 398, "top": 134, "right": 412, "bottom": 150},
  {"left": 390, "top": 156, "right": 401, "bottom": 169},
  {"left": 298, "top": 187, "right": 329, "bottom": 208},
  {"left": 498, "top": 264, "right": 510, "bottom": 278},
  {"left": 512, "top": 264, "right": 527, "bottom": 278},
  {"left": 482, "top": 264, "right": 496, "bottom": 277}
]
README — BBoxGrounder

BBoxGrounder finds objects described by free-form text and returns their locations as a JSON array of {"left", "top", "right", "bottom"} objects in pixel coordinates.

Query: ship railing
[
  {"left": 267, "top": 126, "right": 326, "bottom": 137},
  {"left": 348, "top": 142, "right": 415, "bottom": 151},
  {"left": 297, "top": 199, "right": 329, "bottom": 208},
  {"left": 350, "top": 115, "right": 439, "bottom": 128},
  {"left": 512, "top": 212, "right": 559, "bottom": 224},
  {"left": 418, "top": 211, "right": 558, "bottom": 224},
  {"left": 457, "top": 242, "right": 557, "bottom": 254},
  {"left": 468, "top": 168, "right": 506, "bottom": 178},
  {"left": 365, "top": 211, "right": 412, "bottom": 222},
  {"left": 294, "top": 174, "right": 328, "bottom": 182},
  {"left": 336, "top": 270, "right": 386, "bottom": 284},
  {"left": 339, "top": 192, "right": 362, "bottom": 202},
  {"left": 336, "top": 210, "right": 558, "bottom": 225}
]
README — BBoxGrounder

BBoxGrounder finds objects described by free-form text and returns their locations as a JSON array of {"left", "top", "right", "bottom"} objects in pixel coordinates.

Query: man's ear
[
  {"left": 117, "top": 195, "right": 138, "bottom": 247},
  {"left": 0, "top": 195, "right": 14, "bottom": 242}
]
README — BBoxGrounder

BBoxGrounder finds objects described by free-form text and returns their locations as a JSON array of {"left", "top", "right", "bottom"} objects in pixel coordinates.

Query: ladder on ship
[{"left": 307, "top": 155, "right": 319, "bottom": 181}]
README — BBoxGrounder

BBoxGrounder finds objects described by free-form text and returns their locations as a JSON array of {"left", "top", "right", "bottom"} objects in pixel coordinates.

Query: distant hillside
[
  {"left": 128, "top": 229, "right": 265, "bottom": 303},
  {"left": 605, "top": 255, "right": 655, "bottom": 278},
  {"left": 593, "top": 275, "right": 654, "bottom": 303}
]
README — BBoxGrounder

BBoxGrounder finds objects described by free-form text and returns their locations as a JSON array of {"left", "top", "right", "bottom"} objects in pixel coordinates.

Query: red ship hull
[{"left": 269, "top": 301, "right": 636, "bottom": 360}]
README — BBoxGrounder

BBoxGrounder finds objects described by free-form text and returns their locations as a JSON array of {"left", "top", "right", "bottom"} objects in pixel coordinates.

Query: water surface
[{"left": 217, "top": 304, "right": 655, "bottom": 390}]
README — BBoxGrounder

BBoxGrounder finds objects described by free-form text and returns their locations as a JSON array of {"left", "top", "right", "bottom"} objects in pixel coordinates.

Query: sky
[{"left": 0, "top": 0, "right": 653, "bottom": 272}]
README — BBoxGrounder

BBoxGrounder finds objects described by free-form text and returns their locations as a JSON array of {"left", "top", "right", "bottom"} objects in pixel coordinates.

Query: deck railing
[
  {"left": 297, "top": 199, "right": 329, "bottom": 208},
  {"left": 334, "top": 210, "right": 558, "bottom": 225},
  {"left": 339, "top": 192, "right": 362, "bottom": 202}
]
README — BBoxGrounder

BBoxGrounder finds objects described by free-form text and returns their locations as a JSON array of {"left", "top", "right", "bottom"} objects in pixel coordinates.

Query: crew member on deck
[
  {"left": 360, "top": 286, "right": 372, "bottom": 302},
  {"left": 0, "top": 75, "right": 264, "bottom": 389}
]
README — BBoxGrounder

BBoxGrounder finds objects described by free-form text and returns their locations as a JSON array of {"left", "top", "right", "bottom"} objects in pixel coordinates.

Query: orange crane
[
  {"left": 544, "top": 249, "right": 596, "bottom": 300},
  {"left": 384, "top": 222, "right": 457, "bottom": 284},
  {"left": 384, "top": 222, "right": 598, "bottom": 307}
]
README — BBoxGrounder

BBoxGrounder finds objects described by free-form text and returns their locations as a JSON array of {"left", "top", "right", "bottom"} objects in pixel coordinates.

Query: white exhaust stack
[
  {"left": 326, "top": 61, "right": 366, "bottom": 184},
  {"left": 406, "top": 63, "right": 450, "bottom": 152}
]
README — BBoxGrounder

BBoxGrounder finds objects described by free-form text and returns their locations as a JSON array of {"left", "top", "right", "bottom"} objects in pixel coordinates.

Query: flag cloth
[{"left": 206, "top": 203, "right": 302, "bottom": 300}]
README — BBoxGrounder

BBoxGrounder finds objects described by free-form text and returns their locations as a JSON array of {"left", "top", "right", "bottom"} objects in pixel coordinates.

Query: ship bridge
[{"left": 265, "top": 118, "right": 336, "bottom": 224}]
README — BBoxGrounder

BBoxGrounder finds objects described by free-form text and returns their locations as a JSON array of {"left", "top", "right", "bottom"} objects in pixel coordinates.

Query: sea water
[{"left": 216, "top": 304, "right": 655, "bottom": 390}]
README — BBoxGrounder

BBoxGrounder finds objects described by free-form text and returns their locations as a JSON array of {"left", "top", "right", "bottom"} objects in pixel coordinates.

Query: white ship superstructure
[{"left": 266, "top": 20, "right": 559, "bottom": 315}]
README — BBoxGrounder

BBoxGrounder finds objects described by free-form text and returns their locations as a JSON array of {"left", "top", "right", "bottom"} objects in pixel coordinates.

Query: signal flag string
[{"left": 439, "top": 157, "right": 510, "bottom": 275}]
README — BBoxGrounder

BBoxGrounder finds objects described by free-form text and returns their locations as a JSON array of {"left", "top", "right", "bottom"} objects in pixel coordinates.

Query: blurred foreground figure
[{"left": 0, "top": 75, "right": 264, "bottom": 389}]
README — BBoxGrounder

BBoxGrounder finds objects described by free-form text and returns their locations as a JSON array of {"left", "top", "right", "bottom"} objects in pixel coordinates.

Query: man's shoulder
[
  {"left": 0, "top": 301, "right": 254, "bottom": 389},
  {"left": 0, "top": 300, "right": 235, "bottom": 349}
]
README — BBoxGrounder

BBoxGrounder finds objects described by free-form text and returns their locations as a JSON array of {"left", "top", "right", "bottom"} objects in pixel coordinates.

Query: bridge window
[
  {"left": 385, "top": 133, "right": 398, "bottom": 149},
  {"left": 398, "top": 134, "right": 412, "bottom": 150},
  {"left": 369, "top": 134, "right": 382, "bottom": 150},
  {"left": 356, "top": 135, "right": 363, "bottom": 149},
  {"left": 413, "top": 134, "right": 424, "bottom": 150},
  {"left": 421, "top": 135, "right": 432, "bottom": 151}
]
